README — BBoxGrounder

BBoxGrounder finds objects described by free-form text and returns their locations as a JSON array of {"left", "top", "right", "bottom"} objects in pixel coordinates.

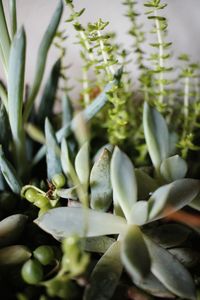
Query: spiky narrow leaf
[
  {"left": 37, "top": 59, "right": 61, "bottom": 126},
  {"left": 8, "top": 27, "right": 26, "bottom": 166},
  {"left": 145, "top": 236, "right": 196, "bottom": 300},
  {"left": 121, "top": 225, "right": 151, "bottom": 281},
  {"left": 35, "top": 207, "right": 127, "bottom": 240},
  {"left": 90, "top": 149, "right": 112, "bottom": 211},
  {"left": 148, "top": 179, "right": 200, "bottom": 222},
  {"left": 23, "top": 0, "right": 63, "bottom": 121},
  {"left": 111, "top": 147, "right": 137, "bottom": 221},
  {"left": 75, "top": 142, "right": 90, "bottom": 186},
  {"left": 45, "top": 119, "right": 62, "bottom": 180},
  {"left": 9, "top": 0, "right": 17, "bottom": 38},
  {"left": 0, "top": 146, "right": 22, "bottom": 194},
  {"left": 0, "top": 0, "right": 11, "bottom": 69},
  {"left": 160, "top": 155, "right": 187, "bottom": 182},
  {"left": 84, "top": 241, "right": 122, "bottom": 300},
  {"left": 143, "top": 102, "right": 169, "bottom": 170}
]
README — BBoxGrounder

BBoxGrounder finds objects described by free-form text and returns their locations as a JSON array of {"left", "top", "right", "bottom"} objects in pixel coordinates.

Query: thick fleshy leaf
[
  {"left": 35, "top": 207, "right": 127, "bottom": 240},
  {"left": 143, "top": 102, "right": 169, "bottom": 170},
  {"left": 37, "top": 59, "right": 61, "bottom": 126},
  {"left": 160, "top": 155, "right": 188, "bottom": 182},
  {"left": 93, "top": 144, "right": 114, "bottom": 162},
  {"left": 56, "top": 186, "right": 78, "bottom": 200},
  {"left": 75, "top": 142, "right": 89, "bottom": 186},
  {"left": 121, "top": 225, "right": 151, "bottom": 281},
  {"left": 0, "top": 214, "right": 27, "bottom": 247},
  {"left": 60, "top": 138, "right": 74, "bottom": 178},
  {"left": 84, "top": 236, "right": 115, "bottom": 253},
  {"left": 144, "top": 236, "right": 196, "bottom": 300},
  {"left": 8, "top": 27, "right": 26, "bottom": 167},
  {"left": 189, "top": 195, "right": 200, "bottom": 211},
  {"left": 111, "top": 147, "right": 137, "bottom": 221},
  {"left": 90, "top": 149, "right": 112, "bottom": 211},
  {"left": 45, "top": 118, "right": 62, "bottom": 180},
  {"left": 144, "top": 223, "right": 191, "bottom": 248},
  {"left": 130, "top": 201, "right": 149, "bottom": 225},
  {"left": 84, "top": 241, "right": 122, "bottom": 300},
  {"left": 148, "top": 179, "right": 200, "bottom": 222},
  {"left": 0, "top": 146, "right": 22, "bottom": 194},
  {"left": 62, "top": 95, "right": 73, "bottom": 127},
  {"left": 134, "top": 272, "right": 174, "bottom": 298},
  {"left": 0, "top": 245, "right": 31, "bottom": 265},
  {"left": 23, "top": 0, "right": 63, "bottom": 121},
  {"left": 169, "top": 248, "right": 200, "bottom": 268},
  {"left": 135, "top": 169, "right": 158, "bottom": 200}
]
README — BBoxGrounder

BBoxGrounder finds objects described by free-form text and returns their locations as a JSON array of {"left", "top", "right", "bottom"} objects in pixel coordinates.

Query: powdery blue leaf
[
  {"left": 90, "top": 148, "right": 112, "bottom": 211},
  {"left": 35, "top": 207, "right": 127, "bottom": 240},
  {"left": 84, "top": 241, "right": 122, "bottom": 300},
  {"left": 148, "top": 179, "right": 200, "bottom": 222},
  {"left": 121, "top": 225, "right": 151, "bottom": 282},
  {"left": 160, "top": 155, "right": 188, "bottom": 182},
  {"left": 111, "top": 147, "right": 137, "bottom": 222},
  {"left": 143, "top": 102, "right": 169, "bottom": 170},
  {"left": 144, "top": 236, "right": 196, "bottom": 300}
]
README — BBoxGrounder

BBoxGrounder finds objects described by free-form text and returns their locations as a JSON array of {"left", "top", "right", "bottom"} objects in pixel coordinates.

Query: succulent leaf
[
  {"left": 75, "top": 142, "right": 90, "bottom": 186},
  {"left": 160, "top": 155, "right": 188, "bottom": 182}
]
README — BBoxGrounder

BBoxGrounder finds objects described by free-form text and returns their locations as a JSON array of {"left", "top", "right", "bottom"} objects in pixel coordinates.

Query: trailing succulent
[{"left": 0, "top": 0, "right": 200, "bottom": 300}]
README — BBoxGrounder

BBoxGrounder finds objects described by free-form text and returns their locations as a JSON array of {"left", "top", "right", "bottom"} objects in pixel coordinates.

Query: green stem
[
  {"left": 154, "top": 9, "right": 164, "bottom": 103},
  {"left": 184, "top": 76, "right": 190, "bottom": 124}
]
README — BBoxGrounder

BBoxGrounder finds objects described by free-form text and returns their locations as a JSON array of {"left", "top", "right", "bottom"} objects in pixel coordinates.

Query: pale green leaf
[
  {"left": 9, "top": 0, "right": 17, "bottom": 38},
  {"left": 84, "top": 241, "right": 122, "bottom": 300},
  {"left": 62, "top": 95, "right": 73, "bottom": 127},
  {"left": 135, "top": 169, "right": 158, "bottom": 199},
  {"left": 143, "top": 102, "right": 169, "bottom": 170},
  {"left": 75, "top": 142, "right": 90, "bottom": 186},
  {"left": 90, "top": 148, "right": 112, "bottom": 211},
  {"left": 160, "top": 155, "right": 188, "bottom": 182},
  {"left": 60, "top": 138, "right": 74, "bottom": 177},
  {"left": 35, "top": 207, "right": 127, "bottom": 240},
  {"left": 0, "top": 245, "right": 31, "bottom": 266},
  {"left": 84, "top": 236, "right": 115, "bottom": 253},
  {"left": 0, "top": 0, "right": 11, "bottom": 69},
  {"left": 111, "top": 147, "right": 137, "bottom": 222},
  {"left": 148, "top": 179, "right": 200, "bottom": 222},
  {"left": 45, "top": 118, "right": 62, "bottom": 180},
  {"left": 130, "top": 201, "right": 148, "bottom": 225},
  {"left": 189, "top": 195, "right": 200, "bottom": 211},
  {"left": 121, "top": 225, "right": 151, "bottom": 281},
  {"left": 144, "top": 236, "right": 196, "bottom": 300}
]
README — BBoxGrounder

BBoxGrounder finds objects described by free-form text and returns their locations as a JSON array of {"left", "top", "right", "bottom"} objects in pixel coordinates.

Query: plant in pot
[{"left": 0, "top": 0, "right": 200, "bottom": 299}]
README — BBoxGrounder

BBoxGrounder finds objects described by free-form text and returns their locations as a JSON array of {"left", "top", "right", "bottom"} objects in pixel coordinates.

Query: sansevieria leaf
[
  {"left": 111, "top": 147, "right": 137, "bottom": 222},
  {"left": 84, "top": 241, "right": 122, "bottom": 300},
  {"left": 143, "top": 102, "right": 169, "bottom": 170}
]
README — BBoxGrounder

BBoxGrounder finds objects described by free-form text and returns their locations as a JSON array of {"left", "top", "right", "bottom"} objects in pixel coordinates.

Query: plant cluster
[{"left": 0, "top": 0, "right": 200, "bottom": 300}]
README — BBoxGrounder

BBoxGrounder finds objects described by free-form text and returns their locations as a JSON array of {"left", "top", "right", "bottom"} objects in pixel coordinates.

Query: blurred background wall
[{"left": 1, "top": 0, "right": 200, "bottom": 98}]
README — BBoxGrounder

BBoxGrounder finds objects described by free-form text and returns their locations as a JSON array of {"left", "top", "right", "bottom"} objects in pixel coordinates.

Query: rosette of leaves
[{"left": 35, "top": 102, "right": 200, "bottom": 300}]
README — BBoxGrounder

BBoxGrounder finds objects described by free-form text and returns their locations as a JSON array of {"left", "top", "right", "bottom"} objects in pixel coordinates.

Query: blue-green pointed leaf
[
  {"left": 148, "top": 179, "right": 200, "bottom": 222},
  {"left": 45, "top": 118, "right": 62, "bottom": 180},
  {"left": 144, "top": 236, "right": 196, "bottom": 300},
  {"left": 84, "top": 241, "right": 122, "bottom": 300},
  {"left": 23, "top": 0, "right": 63, "bottom": 121},
  {"left": 121, "top": 225, "right": 151, "bottom": 281},
  {"left": 9, "top": 0, "right": 17, "bottom": 39},
  {"left": 0, "top": 146, "right": 22, "bottom": 194},
  {"left": 37, "top": 58, "right": 61, "bottom": 126},
  {"left": 0, "top": 0, "right": 11, "bottom": 69},
  {"left": 90, "top": 149, "right": 112, "bottom": 211},
  {"left": 143, "top": 102, "right": 169, "bottom": 170},
  {"left": 35, "top": 207, "right": 127, "bottom": 240},
  {"left": 160, "top": 155, "right": 187, "bottom": 182},
  {"left": 62, "top": 95, "right": 73, "bottom": 127},
  {"left": 111, "top": 147, "right": 137, "bottom": 222},
  {"left": 8, "top": 27, "right": 26, "bottom": 166}
]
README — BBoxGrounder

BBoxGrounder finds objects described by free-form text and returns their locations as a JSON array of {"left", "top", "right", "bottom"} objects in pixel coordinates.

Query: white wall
[{"left": 1, "top": 0, "right": 200, "bottom": 98}]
